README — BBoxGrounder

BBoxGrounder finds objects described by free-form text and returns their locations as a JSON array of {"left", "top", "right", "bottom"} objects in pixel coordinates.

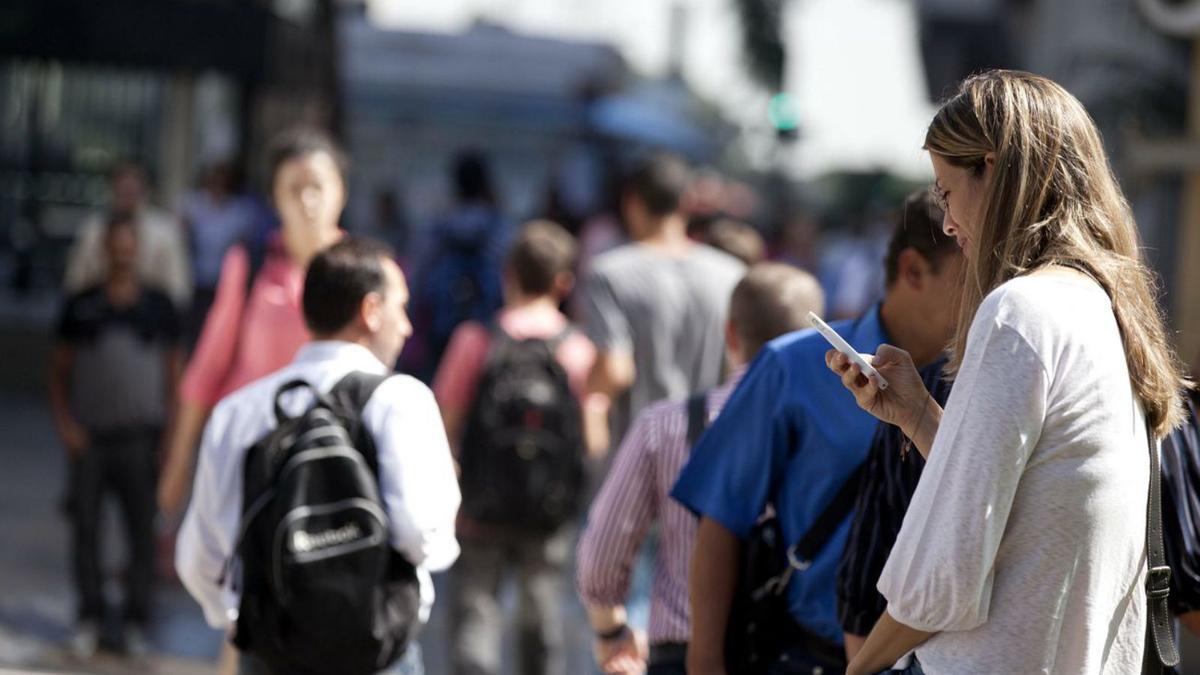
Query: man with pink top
[
  {"left": 577, "top": 263, "right": 823, "bottom": 675},
  {"left": 157, "top": 127, "right": 347, "bottom": 519},
  {"left": 433, "top": 220, "right": 595, "bottom": 675}
]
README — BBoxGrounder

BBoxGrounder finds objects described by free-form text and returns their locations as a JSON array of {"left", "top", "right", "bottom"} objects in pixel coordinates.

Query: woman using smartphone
[{"left": 828, "top": 70, "right": 1188, "bottom": 674}]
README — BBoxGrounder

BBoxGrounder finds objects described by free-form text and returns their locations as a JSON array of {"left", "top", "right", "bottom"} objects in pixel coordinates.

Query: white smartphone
[{"left": 808, "top": 311, "right": 889, "bottom": 390}]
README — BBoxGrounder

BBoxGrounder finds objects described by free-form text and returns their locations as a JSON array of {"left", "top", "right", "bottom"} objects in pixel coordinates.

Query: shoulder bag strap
[
  {"left": 784, "top": 461, "right": 866, "bottom": 572},
  {"left": 686, "top": 391, "right": 709, "bottom": 450},
  {"left": 1145, "top": 429, "right": 1179, "bottom": 673}
]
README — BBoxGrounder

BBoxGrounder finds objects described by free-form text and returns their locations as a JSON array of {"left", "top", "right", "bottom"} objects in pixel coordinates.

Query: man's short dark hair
[
  {"left": 452, "top": 151, "right": 495, "bottom": 204},
  {"left": 729, "top": 263, "right": 824, "bottom": 357},
  {"left": 884, "top": 189, "right": 958, "bottom": 286},
  {"left": 507, "top": 220, "right": 578, "bottom": 296},
  {"left": 302, "top": 237, "right": 396, "bottom": 336},
  {"left": 266, "top": 126, "right": 348, "bottom": 187},
  {"left": 624, "top": 153, "right": 690, "bottom": 217}
]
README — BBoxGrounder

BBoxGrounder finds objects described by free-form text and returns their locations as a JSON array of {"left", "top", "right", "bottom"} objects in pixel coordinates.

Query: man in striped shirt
[{"left": 577, "top": 263, "right": 824, "bottom": 675}]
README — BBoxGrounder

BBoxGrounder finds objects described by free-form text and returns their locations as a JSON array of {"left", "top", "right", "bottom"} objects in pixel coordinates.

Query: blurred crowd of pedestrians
[{"left": 39, "top": 69, "right": 1200, "bottom": 675}]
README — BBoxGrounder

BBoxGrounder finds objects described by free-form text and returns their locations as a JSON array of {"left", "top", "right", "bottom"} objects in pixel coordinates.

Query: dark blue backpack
[{"left": 420, "top": 235, "right": 503, "bottom": 372}]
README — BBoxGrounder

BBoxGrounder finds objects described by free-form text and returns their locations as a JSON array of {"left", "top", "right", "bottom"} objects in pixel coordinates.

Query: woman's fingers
[{"left": 839, "top": 360, "right": 861, "bottom": 390}]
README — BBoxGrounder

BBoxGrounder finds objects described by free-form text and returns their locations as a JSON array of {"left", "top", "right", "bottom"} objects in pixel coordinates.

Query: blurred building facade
[
  {"left": 0, "top": 0, "right": 341, "bottom": 292},
  {"left": 917, "top": 0, "right": 1195, "bottom": 359}
]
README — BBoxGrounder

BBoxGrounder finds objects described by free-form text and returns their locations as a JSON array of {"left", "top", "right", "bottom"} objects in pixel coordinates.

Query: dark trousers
[
  {"left": 647, "top": 642, "right": 688, "bottom": 675},
  {"left": 70, "top": 427, "right": 158, "bottom": 625},
  {"left": 765, "top": 643, "right": 848, "bottom": 675},
  {"left": 450, "top": 528, "right": 570, "bottom": 675}
]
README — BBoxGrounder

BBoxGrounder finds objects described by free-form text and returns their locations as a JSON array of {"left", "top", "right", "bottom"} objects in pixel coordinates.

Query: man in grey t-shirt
[
  {"left": 49, "top": 214, "right": 184, "bottom": 658},
  {"left": 581, "top": 154, "right": 745, "bottom": 455}
]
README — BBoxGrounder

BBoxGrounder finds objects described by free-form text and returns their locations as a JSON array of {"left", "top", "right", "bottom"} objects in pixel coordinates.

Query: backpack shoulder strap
[
  {"left": 545, "top": 325, "right": 575, "bottom": 352},
  {"left": 328, "top": 370, "right": 390, "bottom": 411},
  {"left": 327, "top": 371, "right": 391, "bottom": 473},
  {"left": 686, "top": 391, "right": 709, "bottom": 450}
]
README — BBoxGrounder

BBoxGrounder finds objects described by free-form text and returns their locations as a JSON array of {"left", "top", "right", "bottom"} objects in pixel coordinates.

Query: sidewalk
[{"left": 0, "top": 390, "right": 222, "bottom": 675}]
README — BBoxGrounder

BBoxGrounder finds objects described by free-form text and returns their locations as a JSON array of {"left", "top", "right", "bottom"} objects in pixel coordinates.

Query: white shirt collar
[{"left": 293, "top": 340, "right": 389, "bottom": 375}]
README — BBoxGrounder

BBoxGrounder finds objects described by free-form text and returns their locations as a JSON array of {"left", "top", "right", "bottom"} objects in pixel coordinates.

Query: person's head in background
[
  {"left": 504, "top": 219, "right": 578, "bottom": 306},
  {"left": 726, "top": 262, "right": 823, "bottom": 370},
  {"left": 267, "top": 127, "right": 347, "bottom": 265},
  {"left": 925, "top": 69, "right": 1186, "bottom": 434},
  {"left": 621, "top": 153, "right": 690, "bottom": 241},
  {"left": 704, "top": 218, "right": 765, "bottom": 266},
  {"left": 453, "top": 151, "right": 496, "bottom": 207},
  {"left": 878, "top": 188, "right": 963, "bottom": 368},
  {"left": 302, "top": 237, "right": 410, "bottom": 368},
  {"left": 104, "top": 212, "right": 139, "bottom": 280},
  {"left": 109, "top": 160, "right": 151, "bottom": 215},
  {"left": 200, "top": 160, "right": 238, "bottom": 201}
]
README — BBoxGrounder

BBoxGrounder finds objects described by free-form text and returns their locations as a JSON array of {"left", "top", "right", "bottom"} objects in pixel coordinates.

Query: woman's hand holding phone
[{"left": 826, "top": 345, "right": 940, "bottom": 456}]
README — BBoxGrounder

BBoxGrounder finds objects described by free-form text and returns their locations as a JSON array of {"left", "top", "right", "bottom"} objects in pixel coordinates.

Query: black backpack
[
  {"left": 458, "top": 326, "right": 585, "bottom": 532},
  {"left": 229, "top": 372, "right": 420, "bottom": 675}
]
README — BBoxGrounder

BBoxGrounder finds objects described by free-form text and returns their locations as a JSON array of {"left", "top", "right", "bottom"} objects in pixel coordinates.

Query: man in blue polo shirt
[{"left": 672, "top": 190, "right": 962, "bottom": 675}]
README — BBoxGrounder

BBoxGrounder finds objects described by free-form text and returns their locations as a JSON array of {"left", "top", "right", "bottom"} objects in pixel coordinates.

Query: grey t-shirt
[
  {"left": 57, "top": 287, "right": 181, "bottom": 432},
  {"left": 581, "top": 242, "right": 745, "bottom": 446}
]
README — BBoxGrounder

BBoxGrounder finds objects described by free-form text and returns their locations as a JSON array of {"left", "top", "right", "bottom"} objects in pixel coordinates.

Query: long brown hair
[{"left": 925, "top": 70, "right": 1188, "bottom": 437}]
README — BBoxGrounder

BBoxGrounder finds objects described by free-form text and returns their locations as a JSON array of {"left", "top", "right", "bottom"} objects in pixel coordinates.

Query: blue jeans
[{"left": 238, "top": 642, "right": 423, "bottom": 675}]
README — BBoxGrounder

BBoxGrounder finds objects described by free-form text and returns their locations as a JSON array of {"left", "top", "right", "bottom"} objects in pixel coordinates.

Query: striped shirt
[
  {"left": 835, "top": 359, "right": 950, "bottom": 636},
  {"left": 576, "top": 370, "right": 744, "bottom": 645}
]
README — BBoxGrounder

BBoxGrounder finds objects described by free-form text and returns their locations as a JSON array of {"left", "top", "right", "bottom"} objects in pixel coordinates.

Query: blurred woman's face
[
  {"left": 930, "top": 153, "right": 989, "bottom": 258},
  {"left": 273, "top": 151, "right": 345, "bottom": 235}
]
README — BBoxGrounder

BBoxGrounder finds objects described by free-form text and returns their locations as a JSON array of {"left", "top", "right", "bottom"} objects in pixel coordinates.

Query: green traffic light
[{"left": 768, "top": 92, "right": 799, "bottom": 131}]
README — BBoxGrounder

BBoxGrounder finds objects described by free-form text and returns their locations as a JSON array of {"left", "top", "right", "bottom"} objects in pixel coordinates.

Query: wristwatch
[{"left": 596, "top": 623, "right": 629, "bottom": 642}]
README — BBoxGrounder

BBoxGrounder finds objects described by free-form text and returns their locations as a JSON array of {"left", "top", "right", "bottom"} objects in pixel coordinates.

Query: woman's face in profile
[
  {"left": 930, "top": 153, "right": 990, "bottom": 258},
  {"left": 273, "top": 151, "right": 346, "bottom": 235}
]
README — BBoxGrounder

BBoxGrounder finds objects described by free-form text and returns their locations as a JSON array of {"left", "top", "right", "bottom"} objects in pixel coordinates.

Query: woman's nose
[{"left": 942, "top": 211, "right": 958, "bottom": 237}]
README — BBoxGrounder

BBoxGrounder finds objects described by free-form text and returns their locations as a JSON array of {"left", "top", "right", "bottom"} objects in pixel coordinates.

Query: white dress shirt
[
  {"left": 65, "top": 206, "right": 193, "bottom": 307},
  {"left": 176, "top": 340, "right": 462, "bottom": 630}
]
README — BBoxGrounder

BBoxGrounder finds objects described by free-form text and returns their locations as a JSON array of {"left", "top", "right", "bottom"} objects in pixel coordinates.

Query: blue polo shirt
[{"left": 670, "top": 306, "right": 888, "bottom": 645}]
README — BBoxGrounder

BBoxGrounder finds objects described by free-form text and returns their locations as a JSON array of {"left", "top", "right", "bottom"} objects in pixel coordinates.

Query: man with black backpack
[
  {"left": 432, "top": 219, "right": 596, "bottom": 675},
  {"left": 176, "top": 237, "right": 461, "bottom": 675}
]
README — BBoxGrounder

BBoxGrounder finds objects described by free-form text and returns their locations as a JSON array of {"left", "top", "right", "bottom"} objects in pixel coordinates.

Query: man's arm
[
  {"left": 370, "top": 379, "right": 461, "bottom": 571},
  {"left": 48, "top": 343, "right": 88, "bottom": 456},
  {"left": 687, "top": 517, "right": 740, "bottom": 675},
  {"left": 175, "top": 410, "right": 236, "bottom": 630},
  {"left": 577, "top": 407, "right": 659, "bottom": 672},
  {"left": 582, "top": 351, "right": 635, "bottom": 457}
]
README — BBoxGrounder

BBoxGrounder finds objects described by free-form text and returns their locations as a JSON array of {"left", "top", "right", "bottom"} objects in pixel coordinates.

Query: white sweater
[{"left": 879, "top": 274, "right": 1149, "bottom": 674}]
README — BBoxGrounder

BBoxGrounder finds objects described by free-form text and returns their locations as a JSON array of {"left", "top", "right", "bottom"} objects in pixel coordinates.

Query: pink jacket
[{"left": 179, "top": 243, "right": 310, "bottom": 407}]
